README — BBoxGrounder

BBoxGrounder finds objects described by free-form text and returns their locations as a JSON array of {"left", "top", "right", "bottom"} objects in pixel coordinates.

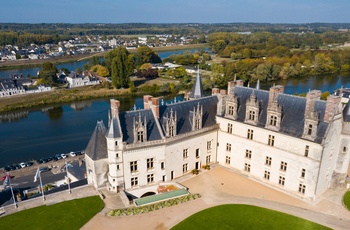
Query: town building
[{"left": 85, "top": 70, "right": 350, "bottom": 201}]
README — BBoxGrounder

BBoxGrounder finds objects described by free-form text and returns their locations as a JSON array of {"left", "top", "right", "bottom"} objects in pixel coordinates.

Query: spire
[
  {"left": 190, "top": 67, "right": 205, "bottom": 99},
  {"left": 256, "top": 79, "right": 260, "bottom": 90}
]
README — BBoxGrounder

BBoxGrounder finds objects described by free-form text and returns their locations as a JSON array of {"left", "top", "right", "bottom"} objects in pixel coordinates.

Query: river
[{"left": 1, "top": 49, "right": 350, "bottom": 167}]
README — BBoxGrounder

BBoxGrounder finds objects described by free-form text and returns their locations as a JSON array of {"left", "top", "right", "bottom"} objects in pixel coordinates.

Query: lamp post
[
  {"left": 7, "top": 173, "right": 17, "bottom": 208},
  {"left": 65, "top": 162, "right": 72, "bottom": 194}
]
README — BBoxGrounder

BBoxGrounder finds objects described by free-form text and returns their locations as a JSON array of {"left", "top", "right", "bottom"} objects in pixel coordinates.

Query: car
[
  {"left": 36, "top": 159, "right": 43, "bottom": 164},
  {"left": 55, "top": 154, "right": 62, "bottom": 160},
  {"left": 4, "top": 166, "right": 11, "bottom": 171},
  {"left": 19, "top": 162, "right": 26, "bottom": 168},
  {"left": 25, "top": 161, "right": 34, "bottom": 167},
  {"left": 39, "top": 167, "right": 51, "bottom": 173},
  {"left": 61, "top": 153, "right": 68, "bottom": 159},
  {"left": 46, "top": 157, "right": 53, "bottom": 162},
  {"left": 69, "top": 151, "right": 77, "bottom": 157}
]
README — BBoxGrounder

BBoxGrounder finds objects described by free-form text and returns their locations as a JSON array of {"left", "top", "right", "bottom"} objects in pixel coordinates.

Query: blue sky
[{"left": 0, "top": 0, "right": 350, "bottom": 24}]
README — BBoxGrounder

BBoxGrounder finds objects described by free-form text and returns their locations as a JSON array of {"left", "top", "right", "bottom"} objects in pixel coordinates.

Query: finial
[
  {"left": 247, "top": 82, "right": 250, "bottom": 88},
  {"left": 133, "top": 104, "right": 137, "bottom": 111},
  {"left": 174, "top": 97, "right": 177, "bottom": 103},
  {"left": 161, "top": 99, "right": 164, "bottom": 106},
  {"left": 256, "top": 79, "right": 260, "bottom": 90},
  {"left": 234, "top": 74, "right": 237, "bottom": 82}
]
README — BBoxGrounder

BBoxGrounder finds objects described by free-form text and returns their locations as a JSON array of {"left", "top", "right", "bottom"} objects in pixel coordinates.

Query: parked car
[
  {"left": 25, "top": 161, "right": 34, "bottom": 167},
  {"left": 55, "top": 154, "right": 62, "bottom": 160},
  {"left": 39, "top": 167, "right": 51, "bottom": 173},
  {"left": 19, "top": 162, "right": 26, "bottom": 168},
  {"left": 69, "top": 151, "right": 76, "bottom": 157},
  {"left": 61, "top": 153, "right": 68, "bottom": 159}
]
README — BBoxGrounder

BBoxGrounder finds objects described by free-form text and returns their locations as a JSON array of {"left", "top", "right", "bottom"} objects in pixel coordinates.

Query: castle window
[
  {"left": 244, "top": 163, "right": 251, "bottom": 172},
  {"left": 245, "top": 150, "right": 252, "bottom": 159},
  {"left": 268, "top": 135, "right": 275, "bottom": 146},
  {"left": 280, "top": 161, "right": 287, "bottom": 172},
  {"left": 183, "top": 163, "right": 188, "bottom": 173},
  {"left": 270, "top": 115, "right": 277, "bottom": 126},
  {"left": 206, "top": 155, "right": 211, "bottom": 164},
  {"left": 265, "top": 156, "right": 272, "bottom": 166},
  {"left": 117, "top": 164, "right": 120, "bottom": 170},
  {"left": 343, "top": 147, "right": 347, "bottom": 153},
  {"left": 196, "top": 149, "right": 200, "bottom": 158},
  {"left": 137, "top": 131, "right": 144, "bottom": 142},
  {"left": 228, "top": 105, "right": 234, "bottom": 116},
  {"left": 298, "top": 184, "right": 306, "bottom": 194},
  {"left": 195, "top": 118, "right": 200, "bottom": 130},
  {"left": 116, "top": 153, "right": 119, "bottom": 158},
  {"left": 183, "top": 149, "right": 188, "bottom": 159},
  {"left": 169, "top": 125, "right": 175, "bottom": 137},
  {"left": 247, "top": 129, "right": 254, "bottom": 140},
  {"left": 147, "top": 158, "right": 154, "bottom": 170},
  {"left": 207, "top": 141, "right": 212, "bottom": 150},
  {"left": 227, "top": 123, "right": 233, "bottom": 134},
  {"left": 147, "top": 174, "right": 154, "bottom": 184},
  {"left": 115, "top": 141, "right": 118, "bottom": 146},
  {"left": 131, "top": 177, "right": 138, "bottom": 187},
  {"left": 279, "top": 176, "right": 285, "bottom": 186},
  {"left": 307, "top": 124, "right": 313, "bottom": 135},
  {"left": 304, "top": 145, "right": 309, "bottom": 157},
  {"left": 161, "top": 162, "right": 165, "bottom": 170},
  {"left": 301, "top": 168, "right": 306, "bottom": 178},
  {"left": 226, "top": 156, "right": 231, "bottom": 164},
  {"left": 248, "top": 110, "right": 255, "bottom": 121},
  {"left": 130, "top": 161, "right": 138, "bottom": 172},
  {"left": 226, "top": 143, "right": 232, "bottom": 152},
  {"left": 264, "top": 170, "right": 270, "bottom": 180}
]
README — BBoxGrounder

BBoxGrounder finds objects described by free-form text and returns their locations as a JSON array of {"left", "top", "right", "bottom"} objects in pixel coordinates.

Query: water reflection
[
  {"left": 0, "top": 111, "right": 29, "bottom": 123},
  {"left": 46, "top": 106, "right": 64, "bottom": 121},
  {"left": 70, "top": 101, "right": 92, "bottom": 111}
]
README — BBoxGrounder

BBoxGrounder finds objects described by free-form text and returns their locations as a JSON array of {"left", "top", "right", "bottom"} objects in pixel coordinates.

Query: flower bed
[{"left": 107, "top": 193, "right": 201, "bottom": 217}]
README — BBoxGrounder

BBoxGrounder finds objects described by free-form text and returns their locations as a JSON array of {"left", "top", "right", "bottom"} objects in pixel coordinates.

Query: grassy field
[
  {"left": 344, "top": 190, "right": 350, "bottom": 210},
  {"left": 171, "top": 204, "right": 329, "bottom": 230},
  {"left": 0, "top": 196, "right": 104, "bottom": 230}
]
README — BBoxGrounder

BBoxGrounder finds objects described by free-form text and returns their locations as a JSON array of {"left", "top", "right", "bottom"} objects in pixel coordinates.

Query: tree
[
  {"left": 38, "top": 62, "right": 58, "bottom": 86},
  {"left": 133, "top": 46, "right": 161, "bottom": 68},
  {"left": 109, "top": 47, "right": 133, "bottom": 88},
  {"left": 90, "top": 65, "right": 110, "bottom": 77}
]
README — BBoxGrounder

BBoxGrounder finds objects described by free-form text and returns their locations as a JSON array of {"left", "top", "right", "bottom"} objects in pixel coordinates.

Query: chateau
[{"left": 85, "top": 70, "right": 350, "bottom": 201}]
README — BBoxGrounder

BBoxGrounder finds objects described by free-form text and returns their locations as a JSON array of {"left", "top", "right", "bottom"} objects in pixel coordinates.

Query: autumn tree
[{"left": 107, "top": 46, "right": 133, "bottom": 88}]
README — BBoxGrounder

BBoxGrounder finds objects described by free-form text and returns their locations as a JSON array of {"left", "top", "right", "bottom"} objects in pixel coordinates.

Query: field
[
  {"left": 0, "top": 196, "right": 104, "bottom": 230},
  {"left": 171, "top": 204, "right": 329, "bottom": 230}
]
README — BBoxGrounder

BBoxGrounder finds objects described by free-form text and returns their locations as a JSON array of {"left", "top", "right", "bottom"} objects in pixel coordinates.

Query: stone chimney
[
  {"left": 143, "top": 95, "right": 153, "bottom": 109},
  {"left": 227, "top": 81, "right": 236, "bottom": 95},
  {"left": 236, "top": 80, "right": 244, "bottom": 86},
  {"left": 220, "top": 89, "right": 227, "bottom": 95},
  {"left": 324, "top": 95, "right": 341, "bottom": 123},
  {"left": 212, "top": 88, "right": 220, "bottom": 95},
  {"left": 150, "top": 97, "right": 160, "bottom": 119},
  {"left": 110, "top": 99, "right": 120, "bottom": 118},
  {"left": 268, "top": 85, "right": 284, "bottom": 106},
  {"left": 305, "top": 90, "right": 321, "bottom": 115}
]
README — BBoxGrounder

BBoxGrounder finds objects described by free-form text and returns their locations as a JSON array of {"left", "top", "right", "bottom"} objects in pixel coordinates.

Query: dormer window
[
  {"left": 137, "top": 131, "right": 144, "bottom": 142},
  {"left": 192, "top": 103, "right": 203, "bottom": 131},
  {"left": 228, "top": 105, "right": 234, "bottom": 116},
  {"left": 269, "top": 115, "right": 277, "bottom": 126},
  {"left": 133, "top": 113, "right": 147, "bottom": 144},
  {"left": 249, "top": 110, "right": 255, "bottom": 121},
  {"left": 165, "top": 109, "right": 177, "bottom": 137},
  {"left": 308, "top": 124, "right": 313, "bottom": 135}
]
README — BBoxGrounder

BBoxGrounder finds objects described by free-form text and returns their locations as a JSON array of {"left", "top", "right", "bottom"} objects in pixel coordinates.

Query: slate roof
[
  {"left": 119, "top": 109, "right": 163, "bottom": 144},
  {"left": 230, "top": 86, "right": 329, "bottom": 143},
  {"left": 85, "top": 121, "right": 108, "bottom": 160},
  {"left": 106, "top": 117, "right": 122, "bottom": 139},
  {"left": 159, "top": 96, "right": 218, "bottom": 135}
]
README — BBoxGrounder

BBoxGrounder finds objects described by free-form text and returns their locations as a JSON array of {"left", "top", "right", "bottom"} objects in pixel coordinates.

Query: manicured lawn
[
  {"left": 171, "top": 204, "right": 329, "bottom": 230},
  {"left": 344, "top": 190, "right": 350, "bottom": 210},
  {"left": 0, "top": 196, "right": 104, "bottom": 230}
]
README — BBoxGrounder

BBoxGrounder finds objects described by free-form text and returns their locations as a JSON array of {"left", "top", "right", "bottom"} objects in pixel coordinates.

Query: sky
[{"left": 0, "top": 0, "right": 350, "bottom": 24}]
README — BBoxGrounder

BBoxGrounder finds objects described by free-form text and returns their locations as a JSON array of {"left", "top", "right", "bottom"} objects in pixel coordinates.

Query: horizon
[{"left": 1, "top": 0, "right": 350, "bottom": 24}]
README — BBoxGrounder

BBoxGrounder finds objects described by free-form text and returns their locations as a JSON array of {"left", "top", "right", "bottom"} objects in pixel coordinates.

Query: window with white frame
[
  {"left": 226, "top": 143, "right": 231, "bottom": 152},
  {"left": 147, "top": 174, "right": 154, "bottom": 184},
  {"left": 130, "top": 161, "right": 138, "bottom": 172},
  {"left": 227, "top": 123, "right": 233, "bottom": 134},
  {"left": 131, "top": 177, "right": 138, "bottom": 187},
  {"left": 264, "top": 170, "right": 270, "bottom": 180}
]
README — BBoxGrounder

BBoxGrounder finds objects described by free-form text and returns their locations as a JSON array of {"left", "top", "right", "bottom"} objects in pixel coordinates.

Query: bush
[{"left": 191, "top": 169, "right": 199, "bottom": 175}]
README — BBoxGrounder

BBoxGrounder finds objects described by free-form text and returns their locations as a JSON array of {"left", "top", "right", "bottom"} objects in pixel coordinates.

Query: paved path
[{"left": 82, "top": 165, "right": 350, "bottom": 230}]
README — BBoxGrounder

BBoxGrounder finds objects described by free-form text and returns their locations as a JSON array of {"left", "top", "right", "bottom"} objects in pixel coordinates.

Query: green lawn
[
  {"left": 0, "top": 196, "right": 104, "bottom": 230},
  {"left": 171, "top": 204, "right": 329, "bottom": 230},
  {"left": 344, "top": 190, "right": 350, "bottom": 210}
]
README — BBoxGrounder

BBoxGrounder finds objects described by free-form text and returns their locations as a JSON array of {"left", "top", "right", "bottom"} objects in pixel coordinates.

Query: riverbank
[
  {"left": 0, "top": 85, "right": 130, "bottom": 113},
  {"left": 0, "top": 44, "right": 209, "bottom": 70}
]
